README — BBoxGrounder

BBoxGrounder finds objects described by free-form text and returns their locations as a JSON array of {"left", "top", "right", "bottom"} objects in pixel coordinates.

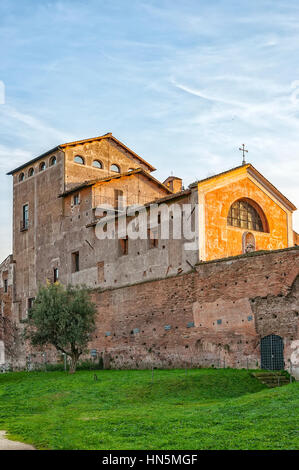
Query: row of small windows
[
  {"left": 19, "top": 155, "right": 129, "bottom": 181},
  {"left": 73, "top": 155, "right": 121, "bottom": 173},
  {"left": 18, "top": 156, "right": 57, "bottom": 182}
]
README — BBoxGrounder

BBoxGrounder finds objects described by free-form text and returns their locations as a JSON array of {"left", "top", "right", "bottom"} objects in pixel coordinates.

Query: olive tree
[{"left": 25, "top": 282, "right": 97, "bottom": 373}]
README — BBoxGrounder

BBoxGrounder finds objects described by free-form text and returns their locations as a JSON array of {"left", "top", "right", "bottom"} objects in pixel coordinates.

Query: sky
[{"left": 0, "top": 0, "right": 299, "bottom": 261}]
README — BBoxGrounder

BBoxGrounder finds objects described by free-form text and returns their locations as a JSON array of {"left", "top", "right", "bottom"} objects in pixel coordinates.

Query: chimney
[{"left": 163, "top": 176, "right": 183, "bottom": 193}]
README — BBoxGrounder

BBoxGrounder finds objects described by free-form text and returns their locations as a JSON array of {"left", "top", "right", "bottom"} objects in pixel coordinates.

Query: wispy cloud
[
  {"left": 170, "top": 78, "right": 248, "bottom": 108},
  {"left": 0, "top": 144, "right": 32, "bottom": 171},
  {"left": 2, "top": 106, "right": 73, "bottom": 142}
]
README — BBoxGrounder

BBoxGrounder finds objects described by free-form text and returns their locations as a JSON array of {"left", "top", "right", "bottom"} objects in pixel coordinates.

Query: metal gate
[{"left": 261, "top": 334, "right": 284, "bottom": 370}]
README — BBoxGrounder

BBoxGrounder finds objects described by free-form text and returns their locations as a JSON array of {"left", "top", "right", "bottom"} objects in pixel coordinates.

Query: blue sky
[{"left": 1, "top": 0, "right": 299, "bottom": 260}]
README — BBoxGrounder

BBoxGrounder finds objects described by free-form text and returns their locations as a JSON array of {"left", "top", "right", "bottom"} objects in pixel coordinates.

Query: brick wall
[
  {"left": 90, "top": 247, "right": 299, "bottom": 374},
  {"left": 8, "top": 247, "right": 299, "bottom": 376},
  {"left": 0, "top": 255, "right": 19, "bottom": 367}
]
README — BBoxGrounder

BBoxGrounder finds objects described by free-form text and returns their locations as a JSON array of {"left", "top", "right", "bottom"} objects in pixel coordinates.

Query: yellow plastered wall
[{"left": 197, "top": 166, "right": 292, "bottom": 261}]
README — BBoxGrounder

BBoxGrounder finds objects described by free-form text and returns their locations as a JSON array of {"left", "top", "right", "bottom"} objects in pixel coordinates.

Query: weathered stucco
[{"left": 196, "top": 165, "right": 295, "bottom": 261}]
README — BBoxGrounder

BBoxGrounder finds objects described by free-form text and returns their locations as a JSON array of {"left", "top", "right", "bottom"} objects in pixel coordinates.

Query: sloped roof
[
  {"left": 86, "top": 188, "right": 192, "bottom": 228},
  {"left": 60, "top": 133, "right": 156, "bottom": 171},
  {"left": 58, "top": 168, "right": 172, "bottom": 198},
  {"left": 0, "top": 254, "right": 13, "bottom": 269},
  {"left": 189, "top": 164, "right": 246, "bottom": 188},
  {"left": 7, "top": 133, "right": 156, "bottom": 175},
  {"left": 7, "top": 146, "right": 61, "bottom": 175},
  {"left": 190, "top": 163, "right": 297, "bottom": 212}
]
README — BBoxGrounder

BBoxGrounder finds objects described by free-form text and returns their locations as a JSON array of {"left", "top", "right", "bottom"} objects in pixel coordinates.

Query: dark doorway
[{"left": 261, "top": 334, "right": 284, "bottom": 370}]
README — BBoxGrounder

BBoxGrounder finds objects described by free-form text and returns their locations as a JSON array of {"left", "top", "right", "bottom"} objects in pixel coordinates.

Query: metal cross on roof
[{"left": 239, "top": 144, "right": 248, "bottom": 165}]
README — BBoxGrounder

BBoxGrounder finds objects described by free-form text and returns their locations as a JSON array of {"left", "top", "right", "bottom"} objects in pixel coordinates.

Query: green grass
[{"left": 0, "top": 368, "right": 298, "bottom": 450}]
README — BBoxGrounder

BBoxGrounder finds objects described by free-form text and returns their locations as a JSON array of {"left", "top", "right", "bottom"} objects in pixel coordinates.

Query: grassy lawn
[{"left": 0, "top": 368, "right": 298, "bottom": 450}]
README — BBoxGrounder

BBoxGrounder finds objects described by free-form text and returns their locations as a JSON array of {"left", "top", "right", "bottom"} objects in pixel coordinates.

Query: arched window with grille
[{"left": 227, "top": 199, "right": 266, "bottom": 232}]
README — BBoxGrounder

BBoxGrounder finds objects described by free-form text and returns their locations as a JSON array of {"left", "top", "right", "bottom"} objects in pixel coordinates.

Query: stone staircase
[{"left": 252, "top": 371, "right": 291, "bottom": 388}]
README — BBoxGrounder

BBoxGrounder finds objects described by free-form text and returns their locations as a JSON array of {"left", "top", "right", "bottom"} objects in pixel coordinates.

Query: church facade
[{"left": 0, "top": 133, "right": 298, "bottom": 376}]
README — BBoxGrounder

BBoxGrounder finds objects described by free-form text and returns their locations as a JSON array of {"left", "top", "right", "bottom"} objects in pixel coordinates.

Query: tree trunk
[{"left": 69, "top": 354, "right": 79, "bottom": 374}]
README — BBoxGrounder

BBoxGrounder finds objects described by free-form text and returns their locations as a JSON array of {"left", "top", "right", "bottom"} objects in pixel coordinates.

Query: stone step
[
  {"left": 253, "top": 371, "right": 286, "bottom": 377},
  {"left": 262, "top": 383, "right": 289, "bottom": 388},
  {"left": 259, "top": 377, "right": 289, "bottom": 381},
  {"left": 260, "top": 380, "right": 289, "bottom": 385},
  {"left": 255, "top": 375, "right": 288, "bottom": 380},
  {"left": 251, "top": 371, "right": 291, "bottom": 388}
]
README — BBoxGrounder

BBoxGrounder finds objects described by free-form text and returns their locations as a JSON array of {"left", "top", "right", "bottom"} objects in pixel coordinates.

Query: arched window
[
  {"left": 19, "top": 172, "right": 25, "bottom": 182},
  {"left": 74, "top": 155, "right": 85, "bottom": 165},
  {"left": 93, "top": 160, "right": 103, "bottom": 169},
  {"left": 50, "top": 156, "right": 57, "bottom": 166},
  {"left": 28, "top": 167, "right": 35, "bottom": 177},
  {"left": 39, "top": 162, "right": 46, "bottom": 172},
  {"left": 227, "top": 199, "right": 264, "bottom": 232},
  {"left": 110, "top": 164, "right": 120, "bottom": 173}
]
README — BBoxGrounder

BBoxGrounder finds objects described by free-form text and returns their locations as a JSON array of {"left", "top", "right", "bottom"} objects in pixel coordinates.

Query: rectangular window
[
  {"left": 54, "top": 268, "right": 59, "bottom": 283},
  {"left": 21, "top": 204, "right": 29, "bottom": 230},
  {"left": 73, "top": 193, "right": 80, "bottom": 206},
  {"left": 72, "top": 252, "right": 80, "bottom": 272},
  {"left": 119, "top": 236, "right": 128, "bottom": 256},
  {"left": 28, "top": 298, "right": 35, "bottom": 310},
  {"left": 4, "top": 279, "right": 8, "bottom": 293}
]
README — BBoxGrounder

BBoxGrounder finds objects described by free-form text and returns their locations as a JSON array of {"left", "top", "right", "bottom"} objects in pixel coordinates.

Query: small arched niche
[{"left": 242, "top": 232, "right": 256, "bottom": 253}]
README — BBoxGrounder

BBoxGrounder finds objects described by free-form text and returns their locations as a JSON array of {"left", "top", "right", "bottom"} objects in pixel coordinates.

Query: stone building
[{"left": 0, "top": 133, "right": 298, "bottom": 375}]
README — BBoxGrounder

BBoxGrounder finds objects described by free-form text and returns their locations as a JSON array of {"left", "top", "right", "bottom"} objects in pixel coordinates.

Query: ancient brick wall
[
  {"left": 0, "top": 255, "right": 21, "bottom": 368},
  {"left": 12, "top": 150, "right": 65, "bottom": 320},
  {"left": 7, "top": 247, "right": 299, "bottom": 375},
  {"left": 251, "top": 275, "right": 299, "bottom": 374},
  {"left": 89, "top": 247, "right": 299, "bottom": 374}
]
